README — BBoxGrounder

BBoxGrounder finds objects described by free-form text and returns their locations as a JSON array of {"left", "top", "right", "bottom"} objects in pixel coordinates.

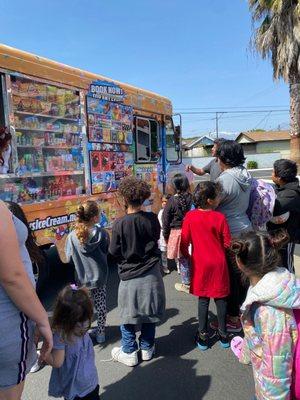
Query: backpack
[
  {"left": 246, "top": 178, "right": 276, "bottom": 231},
  {"left": 292, "top": 309, "right": 300, "bottom": 399}
]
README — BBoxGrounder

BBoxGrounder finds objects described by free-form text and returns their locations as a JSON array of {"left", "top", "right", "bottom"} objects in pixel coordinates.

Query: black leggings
[
  {"left": 198, "top": 297, "right": 227, "bottom": 334},
  {"left": 280, "top": 242, "right": 295, "bottom": 273},
  {"left": 227, "top": 253, "right": 248, "bottom": 317},
  {"left": 69, "top": 385, "right": 100, "bottom": 400}
]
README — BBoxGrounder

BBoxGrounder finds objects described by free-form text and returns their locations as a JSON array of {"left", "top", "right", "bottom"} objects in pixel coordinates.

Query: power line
[
  {"left": 178, "top": 109, "right": 289, "bottom": 115},
  {"left": 252, "top": 111, "right": 272, "bottom": 130},
  {"left": 174, "top": 105, "right": 289, "bottom": 111}
]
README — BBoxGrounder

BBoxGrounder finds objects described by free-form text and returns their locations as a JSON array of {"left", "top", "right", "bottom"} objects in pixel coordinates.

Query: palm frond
[{"left": 248, "top": 0, "right": 300, "bottom": 82}]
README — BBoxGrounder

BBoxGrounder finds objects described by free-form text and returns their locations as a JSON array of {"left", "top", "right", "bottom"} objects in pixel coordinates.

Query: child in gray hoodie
[{"left": 65, "top": 200, "right": 110, "bottom": 344}]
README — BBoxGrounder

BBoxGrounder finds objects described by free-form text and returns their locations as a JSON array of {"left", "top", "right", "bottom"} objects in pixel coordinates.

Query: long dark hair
[
  {"left": 171, "top": 173, "right": 192, "bottom": 213},
  {"left": 6, "top": 201, "right": 44, "bottom": 264}
]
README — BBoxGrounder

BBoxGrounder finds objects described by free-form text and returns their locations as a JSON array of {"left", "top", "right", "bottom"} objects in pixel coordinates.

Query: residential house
[
  {"left": 182, "top": 135, "right": 214, "bottom": 157},
  {"left": 236, "top": 130, "right": 290, "bottom": 157}
]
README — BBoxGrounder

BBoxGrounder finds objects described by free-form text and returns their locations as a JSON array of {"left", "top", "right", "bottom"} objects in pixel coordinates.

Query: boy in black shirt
[{"left": 109, "top": 177, "right": 165, "bottom": 367}]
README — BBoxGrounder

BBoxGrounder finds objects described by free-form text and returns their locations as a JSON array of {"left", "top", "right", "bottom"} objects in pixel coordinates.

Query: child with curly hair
[
  {"left": 109, "top": 177, "right": 166, "bottom": 367},
  {"left": 65, "top": 200, "right": 110, "bottom": 344}
]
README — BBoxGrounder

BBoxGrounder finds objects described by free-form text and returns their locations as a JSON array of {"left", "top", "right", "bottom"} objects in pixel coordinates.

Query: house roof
[
  {"left": 236, "top": 130, "right": 290, "bottom": 143},
  {"left": 182, "top": 135, "right": 214, "bottom": 149}
]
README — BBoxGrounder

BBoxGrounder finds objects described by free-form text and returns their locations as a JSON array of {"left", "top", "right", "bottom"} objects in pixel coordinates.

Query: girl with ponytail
[
  {"left": 162, "top": 173, "right": 193, "bottom": 293},
  {"left": 231, "top": 230, "right": 300, "bottom": 400},
  {"left": 65, "top": 200, "right": 110, "bottom": 344}
]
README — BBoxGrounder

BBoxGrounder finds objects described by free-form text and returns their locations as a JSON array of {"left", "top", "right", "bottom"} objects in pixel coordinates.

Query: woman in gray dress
[{"left": 0, "top": 201, "right": 52, "bottom": 400}]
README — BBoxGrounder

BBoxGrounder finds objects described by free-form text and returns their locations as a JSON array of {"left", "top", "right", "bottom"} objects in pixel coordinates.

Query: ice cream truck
[{"left": 0, "top": 44, "right": 186, "bottom": 273}]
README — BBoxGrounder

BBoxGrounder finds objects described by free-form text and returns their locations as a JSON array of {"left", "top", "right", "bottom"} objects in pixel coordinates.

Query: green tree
[{"left": 249, "top": 0, "right": 300, "bottom": 163}]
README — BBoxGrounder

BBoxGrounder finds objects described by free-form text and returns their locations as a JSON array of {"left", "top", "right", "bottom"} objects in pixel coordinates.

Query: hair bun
[
  {"left": 268, "top": 229, "right": 290, "bottom": 250},
  {"left": 230, "top": 240, "right": 249, "bottom": 256}
]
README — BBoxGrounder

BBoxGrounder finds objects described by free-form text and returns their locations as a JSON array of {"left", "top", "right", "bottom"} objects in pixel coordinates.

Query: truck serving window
[
  {"left": 135, "top": 117, "right": 159, "bottom": 163},
  {"left": 166, "top": 117, "right": 179, "bottom": 163}
]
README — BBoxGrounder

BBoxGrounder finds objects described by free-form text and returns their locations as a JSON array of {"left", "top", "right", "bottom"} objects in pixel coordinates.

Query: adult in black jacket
[{"left": 268, "top": 159, "right": 300, "bottom": 272}]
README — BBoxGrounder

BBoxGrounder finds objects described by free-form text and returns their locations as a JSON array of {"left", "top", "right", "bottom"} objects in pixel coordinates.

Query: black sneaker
[
  {"left": 195, "top": 331, "right": 209, "bottom": 351},
  {"left": 218, "top": 331, "right": 230, "bottom": 349}
]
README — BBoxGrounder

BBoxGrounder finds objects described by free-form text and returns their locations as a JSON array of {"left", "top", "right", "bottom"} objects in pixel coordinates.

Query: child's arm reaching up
[{"left": 44, "top": 332, "right": 65, "bottom": 368}]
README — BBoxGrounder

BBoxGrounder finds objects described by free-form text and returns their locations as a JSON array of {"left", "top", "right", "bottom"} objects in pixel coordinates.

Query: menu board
[
  {"left": 87, "top": 81, "right": 134, "bottom": 194},
  {"left": 87, "top": 98, "right": 133, "bottom": 145},
  {"left": 89, "top": 150, "right": 134, "bottom": 194}
]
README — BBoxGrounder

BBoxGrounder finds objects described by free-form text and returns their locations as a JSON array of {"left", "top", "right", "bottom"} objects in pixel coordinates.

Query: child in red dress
[{"left": 180, "top": 181, "right": 231, "bottom": 350}]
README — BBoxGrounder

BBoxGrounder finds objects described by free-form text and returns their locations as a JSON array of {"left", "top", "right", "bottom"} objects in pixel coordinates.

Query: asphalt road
[{"left": 23, "top": 266, "right": 254, "bottom": 400}]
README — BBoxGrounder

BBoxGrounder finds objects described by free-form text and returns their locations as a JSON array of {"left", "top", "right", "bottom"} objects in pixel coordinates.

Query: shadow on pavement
[
  {"left": 37, "top": 250, "right": 120, "bottom": 316},
  {"left": 93, "top": 308, "right": 180, "bottom": 350},
  {"left": 101, "top": 317, "right": 211, "bottom": 400},
  {"left": 101, "top": 357, "right": 211, "bottom": 400}
]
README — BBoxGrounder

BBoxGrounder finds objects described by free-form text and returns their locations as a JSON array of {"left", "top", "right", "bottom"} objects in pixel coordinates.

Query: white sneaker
[
  {"left": 141, "top": 345, "right": 155, "bottom": 361},
  {"left": 162, "top": 266, "right": 170, "bottom": 274},
  {"left": 30, "top": 351, "right": 45, "bottom": 373},
  {"left": 111, "top": 347, "right": 138, "bottom": 367},
  {"left": 174, "top": 283, "right": 190, "bottom": 294}
]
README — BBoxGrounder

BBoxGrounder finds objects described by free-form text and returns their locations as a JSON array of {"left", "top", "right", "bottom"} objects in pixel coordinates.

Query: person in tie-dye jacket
[{"left": 231, "top": 230, "right": 300, "bottom": 400}]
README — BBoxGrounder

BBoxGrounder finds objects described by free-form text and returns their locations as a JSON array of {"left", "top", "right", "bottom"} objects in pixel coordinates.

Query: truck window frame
[
  {"left": 165, "top": 116, "right": 180, "bottom": 164},
  {"left": 134, "top": 116, "right": 159, "bottom": 164}
]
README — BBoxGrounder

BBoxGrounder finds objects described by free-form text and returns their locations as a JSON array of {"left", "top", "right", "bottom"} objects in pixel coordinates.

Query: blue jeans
[{"left": 120, "top": 323, "right": 156, "bottom": 354}]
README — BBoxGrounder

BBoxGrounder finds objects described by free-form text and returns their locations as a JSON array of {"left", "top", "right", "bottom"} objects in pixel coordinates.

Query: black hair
[
  {"left": 171, "top": 173, "right": 192, "bottom": 213},
  {"left": 273, "top": 159, "right": 298, "bottom": 183},
  {"left": 193, "top": 181, "right": 222, "bottom": 209},
  {"left": 6, "top": 201, "right": 44, "bottom": 265},
  {"left": 216, "top": 140, "right": 246, "bottom": 167},
  {"left": 171, "top": 173, "right": 190, "bottom": 194},
  {"left": 213, "top": 138, "right": 226, "bottom": 146},
  {"left": 231, "top": 230, "right": 289, "bottom": 278},
  {"left": 161, "top": 193, "right": 171, "bottom": 201},
  {"left": 118, "top": 176, "right": 151, "bottom": 207}
]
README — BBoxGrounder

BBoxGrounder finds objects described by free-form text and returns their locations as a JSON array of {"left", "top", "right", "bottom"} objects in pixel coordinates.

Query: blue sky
[{"left": 0, "top": 0, "right": 290, "bottom": 137}]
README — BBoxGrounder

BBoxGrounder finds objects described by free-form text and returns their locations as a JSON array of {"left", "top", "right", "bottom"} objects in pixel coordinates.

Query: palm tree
[{"left": 249, "top": 0, "right": 300, "bottom": 164}]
